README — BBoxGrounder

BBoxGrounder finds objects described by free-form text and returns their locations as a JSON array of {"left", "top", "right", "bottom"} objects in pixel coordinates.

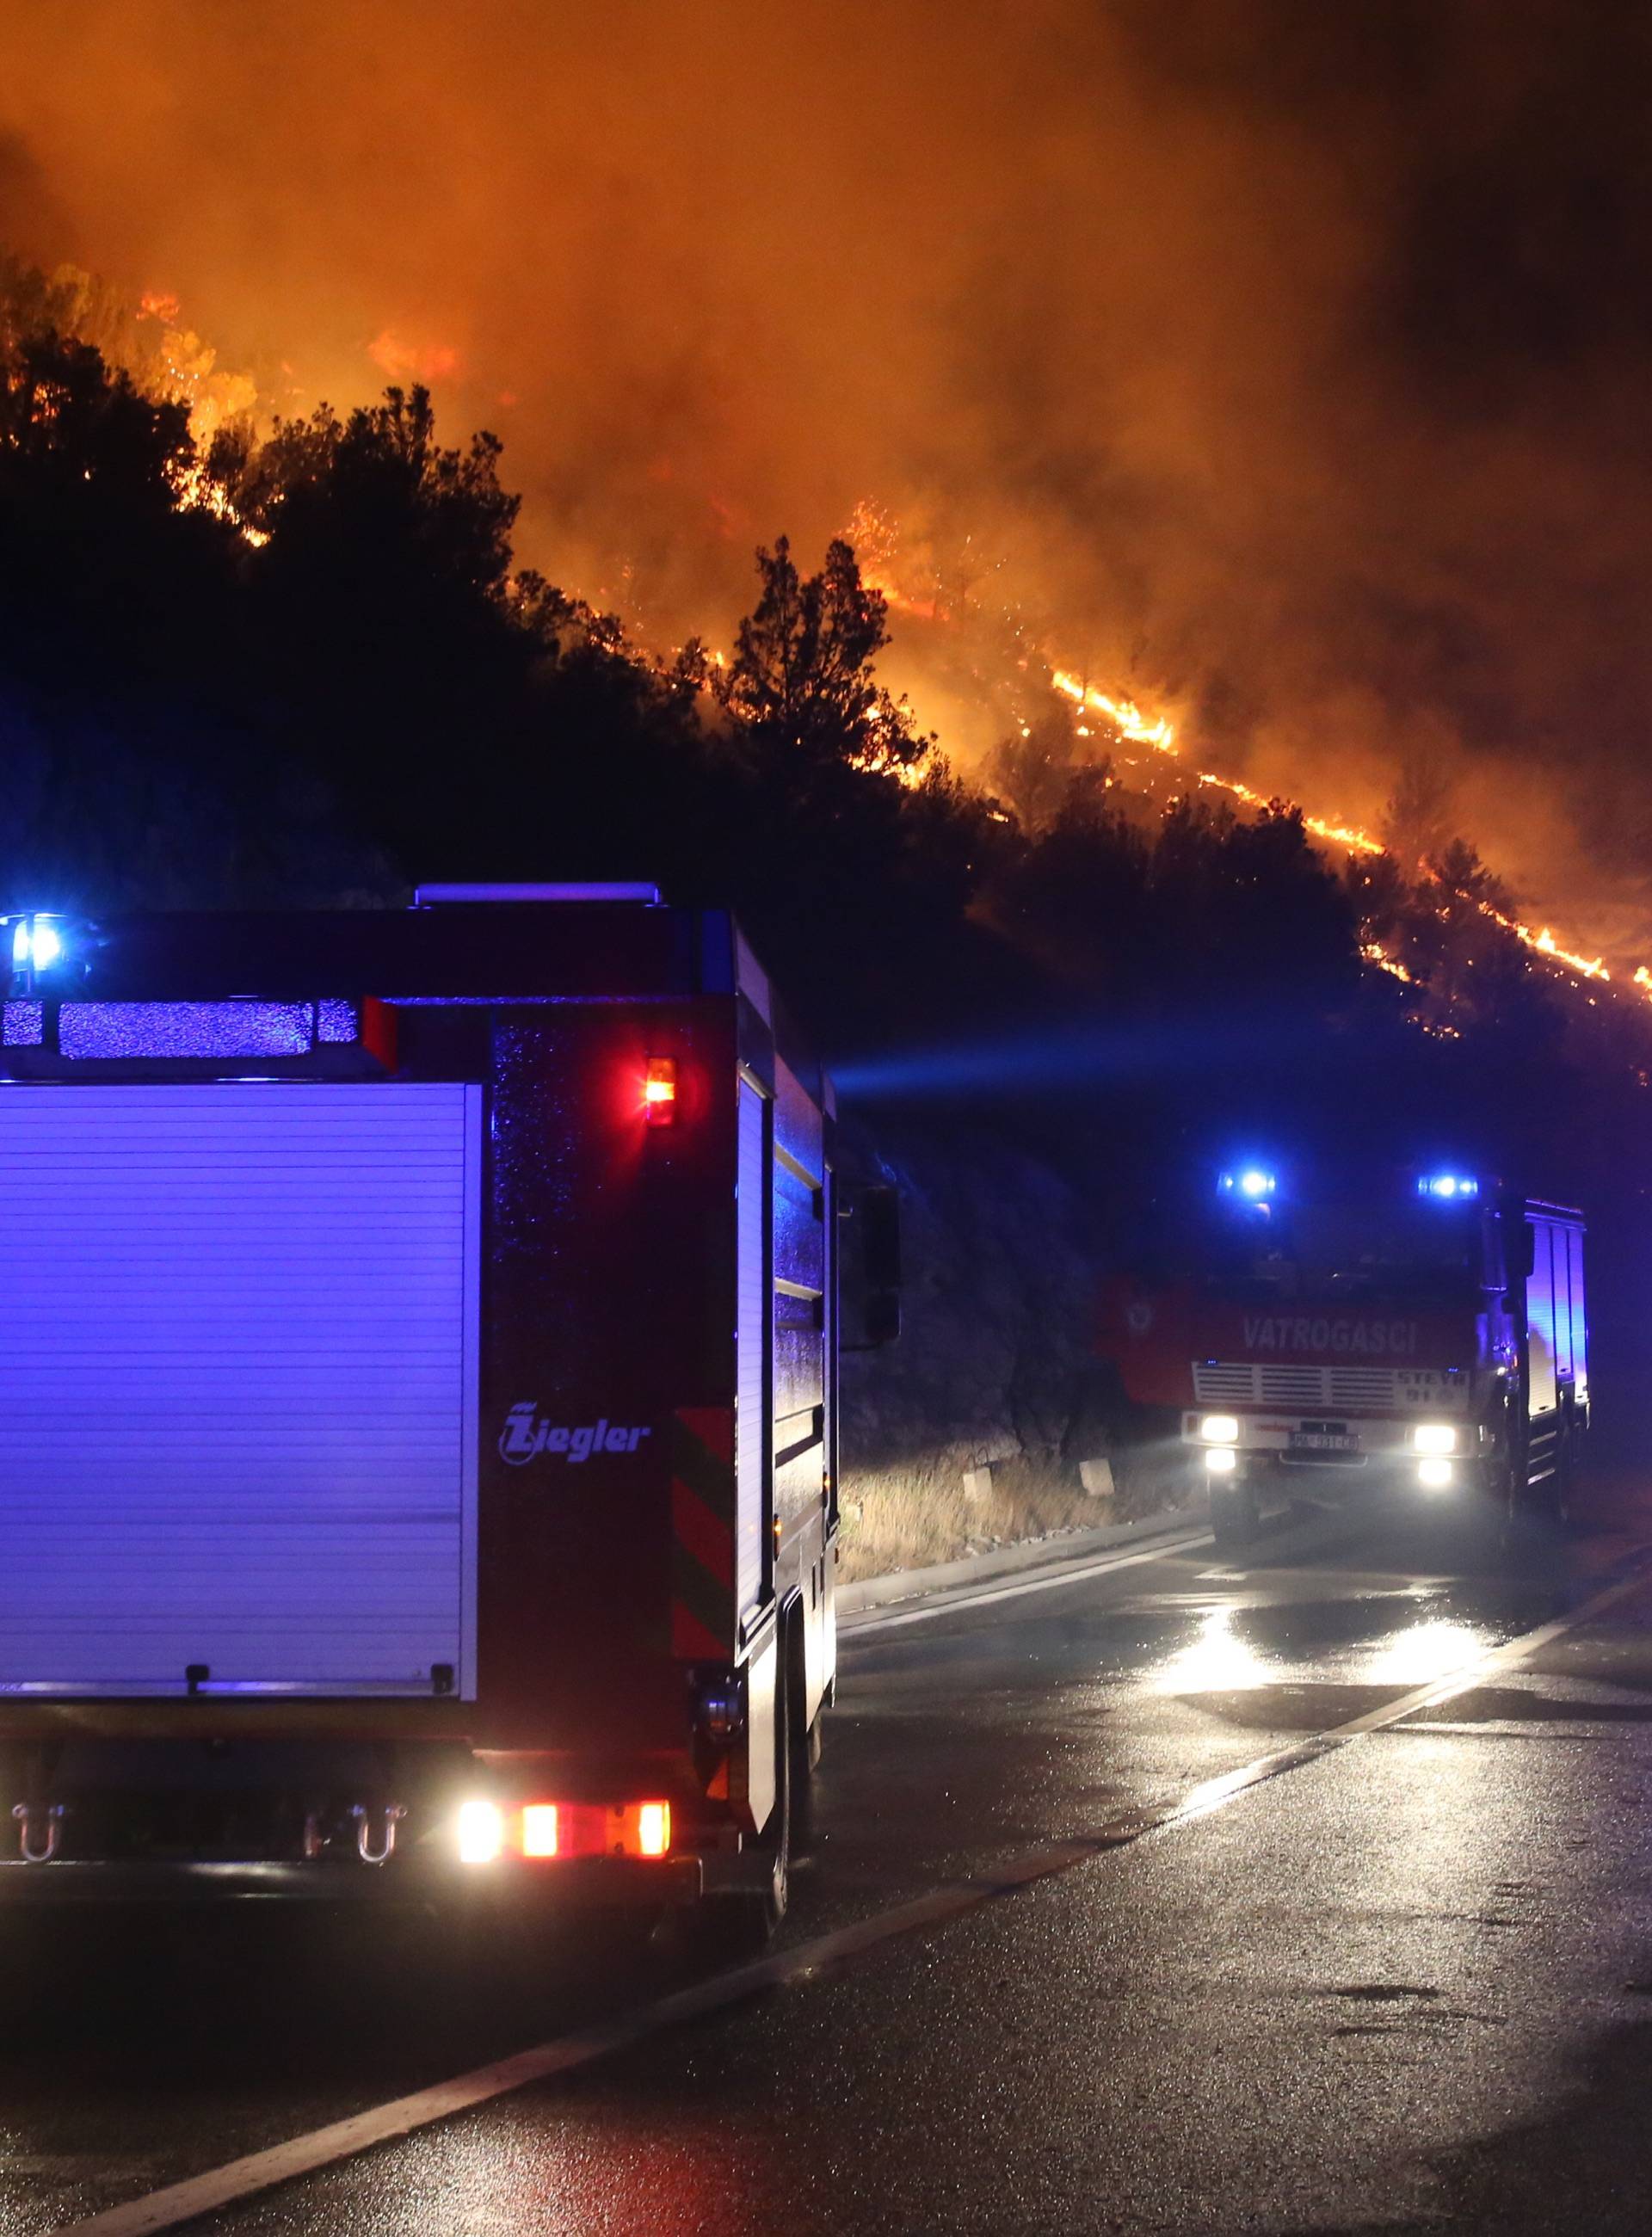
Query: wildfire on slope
[
  {"left": 1361, "top": 940, "right": 1414, "bottom": 983},
  {"left": 1051, "top": 671, "right": 1175, "bottom": 753},
  {"left": 1480, "top": 909, "right": 1610, "bottom": 983},
  {"left": 133, "top": 293, "right": 269, "bottom": 544},
  {"left": 850, "top": 504, "right": 1636, "bottom": 1002},
  {"left": 1048, "top": 650, "right": 1630, "bottom": 1002},
  {"left": 32, "top": 263, "right": 1641, "bottom": 1012}
]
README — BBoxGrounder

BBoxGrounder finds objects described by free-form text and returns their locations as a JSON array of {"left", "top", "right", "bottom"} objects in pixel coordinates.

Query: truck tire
[
  {"left": 1489, "top": 1445, "right": 1559, "bottom": 1567},
  {"left": 749, "top": 1659, "right": 794, "bottom": 1927},
  {"left": 786, "top": 1616, "right": 816, "bottom": 1830},
  {"left": 698, "top": 1654, "right": 792, "bottom": 1959},
  {"left": 1482, "top": 1450, "right": 1520, "bottom": 1561},
  {"left": 1210, "top": 1480, "right": 1260, "bottom": 1551},
  {"left": 1548, "top": 1419, "right": 1581, "bottom": 1530}
]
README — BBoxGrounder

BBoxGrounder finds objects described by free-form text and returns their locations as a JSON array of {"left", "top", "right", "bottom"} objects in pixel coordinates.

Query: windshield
[{"left": 1204, "top": 1201, "right": 1489, "bottom": 1307}]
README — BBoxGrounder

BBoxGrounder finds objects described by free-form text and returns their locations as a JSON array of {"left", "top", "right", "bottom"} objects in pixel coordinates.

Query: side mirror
[
  {"left": 840, "top": 1183, "right": 902, "bottom": 1350},
  {"left": 860, "top": 1185, "right": 902, "bottom": 1292}
]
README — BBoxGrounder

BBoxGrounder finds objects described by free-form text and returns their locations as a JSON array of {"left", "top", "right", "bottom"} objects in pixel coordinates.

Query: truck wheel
[
  {"left": 1210, "top": 1480, "right": 1260, "bottom": 1551},
  {"left": 698, "top": 1658, "right": 792, "bottom": 1960},
  {"left": 1481, "top": 1451, "right": 1516, "bottom": 1556},
  {"left": 749, "top": 1661, "right": 793, "bottom": 1932},
  {"left": 786, "top": 1620, "right": 817, "bottom": 1833},
  {"left": 1488, "top": 1450, "right": 1553, "bottom": 1567},
  {"left": 1548, "top": 1424, "right": 1580, "bottom": 1529}
]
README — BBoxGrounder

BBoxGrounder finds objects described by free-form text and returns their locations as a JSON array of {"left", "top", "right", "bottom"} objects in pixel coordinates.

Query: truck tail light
[
  {"left": 509, "top": 1801, "right": 672, "bottom": 1860},
  {"left": 644, "top": 1057, "right": 677, "bottom": 1124},
  {"left": 520, "top": 1804, "right": 559, "bottom": 1858}
]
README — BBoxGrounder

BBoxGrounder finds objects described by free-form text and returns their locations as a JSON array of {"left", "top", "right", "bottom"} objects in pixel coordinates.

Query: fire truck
[
  {"left": 0, "top": 886, "right": 891, "bottom": 1938},
  {"left": 1100, "top": 1162, "right": 1587, "bottom": 1550}
]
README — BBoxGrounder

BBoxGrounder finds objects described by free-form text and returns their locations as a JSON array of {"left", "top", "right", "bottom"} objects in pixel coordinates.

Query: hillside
[{"left": 7, "top": 262, "right": 1652, "bottom": 1556}]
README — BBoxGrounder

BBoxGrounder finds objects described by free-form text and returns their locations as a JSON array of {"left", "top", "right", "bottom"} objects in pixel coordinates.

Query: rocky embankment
[{"left": 837, "top": 1123, "right": 1190, "bottom": 1581}]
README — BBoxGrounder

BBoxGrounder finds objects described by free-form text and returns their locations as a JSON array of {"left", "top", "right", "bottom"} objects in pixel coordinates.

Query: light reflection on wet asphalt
[
  {"left": 840, "top": 1500, "right": 1541, "bottom": 1699},
  {"left": 814, "top": 1494, "right": 1592, "bottom": 1920},
  {"left": 0, "top": 1489, "right": 1643, "bottom": 2236}
]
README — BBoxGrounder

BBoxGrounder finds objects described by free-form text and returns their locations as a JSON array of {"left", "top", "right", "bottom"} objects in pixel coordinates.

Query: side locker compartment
[
  {"left": 772, "top": 1061, "right": 829, "bottom": 1733},
  {"left": 736, "top": 1071, "right": 776, "bottom": 1833},
  {"left": 1526, "top": 1217, "right": 1559, "bottom": 1420},
  {"left": 1522, "top": 1213, "right": 1563, "bottom": 1496},
  {"left": 820, "top": 1125, "right": 839, "bottom": 1709},
  {"left": 1568, "top": 1223, "right": 1589, "bottom": 1420}
]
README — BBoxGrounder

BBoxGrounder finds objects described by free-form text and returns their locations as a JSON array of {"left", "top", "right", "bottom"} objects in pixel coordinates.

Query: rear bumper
[{"left": 0, "top": 1853, "right": 704, "bottom": 1908}]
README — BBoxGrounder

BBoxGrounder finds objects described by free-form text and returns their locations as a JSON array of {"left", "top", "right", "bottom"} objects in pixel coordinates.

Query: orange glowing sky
[{"left": 4, "top": 2, "right": 1652, "bottom": 958}]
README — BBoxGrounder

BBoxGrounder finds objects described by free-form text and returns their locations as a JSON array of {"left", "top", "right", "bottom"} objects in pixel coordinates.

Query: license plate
[{"left": 1289, "top": 1431, "right": 1359, "bottom": 1452}]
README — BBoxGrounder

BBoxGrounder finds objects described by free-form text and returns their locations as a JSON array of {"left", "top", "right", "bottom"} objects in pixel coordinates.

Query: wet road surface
[{"left": 6, "top": 1488, "right": 1652, "bottom": 2235}]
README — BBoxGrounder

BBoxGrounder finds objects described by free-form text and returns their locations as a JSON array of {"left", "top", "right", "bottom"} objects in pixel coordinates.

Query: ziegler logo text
[{"left": 498, "top": 1406, "right": 653, "bottom": 1466}]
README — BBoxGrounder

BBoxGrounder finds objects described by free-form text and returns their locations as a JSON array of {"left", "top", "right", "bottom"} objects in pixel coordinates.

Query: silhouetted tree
[
  {"left": 716, "top": 536, "right": 928, "bottom": 774},
  {"left": 984, "top": 708, "right": 1082, "bottom": 829},
  {"left": 1382, "top": 749, "right": 1454, "bottom": 866},
  {"left": 3, "top": 257, "right": 1649, "bottom": 1279},
  {"left": 1428, "top": 835, "right": 1513, "bottom": 915}
]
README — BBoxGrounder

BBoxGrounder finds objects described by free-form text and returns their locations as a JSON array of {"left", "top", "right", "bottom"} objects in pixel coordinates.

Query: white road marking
[
  {"left": 52, "top": 1552, "right": 1652, "bottom": 2237},
  {"left": 841, "top": 1526, "right": 1213, "bottom": 1635}
]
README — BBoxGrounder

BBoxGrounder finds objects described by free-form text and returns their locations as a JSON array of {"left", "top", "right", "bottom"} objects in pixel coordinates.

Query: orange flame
[
  {"left": 1047, "top": 651, "right": 1651, "bottom": 1004},
  {"left": 1361, "top": 940, "right": 1414, "bottom": 984},
  {"left": 1051, "top": 671, "right": 1175, "bottom": 751},
  {"left": 367, "top": 329, "right": 463, "bottom": 384}
]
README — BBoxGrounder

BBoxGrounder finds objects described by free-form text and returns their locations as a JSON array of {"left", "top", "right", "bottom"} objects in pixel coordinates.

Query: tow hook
[
  {"left": 12, "top": 1802, "right": 64, "bottom": 1864},
  {"left": 350, "top": 1803, "right": 406, "bottom": 1865}
]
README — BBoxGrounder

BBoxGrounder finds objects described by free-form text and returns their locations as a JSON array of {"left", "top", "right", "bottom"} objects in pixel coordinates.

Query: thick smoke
[{"left": 3, "top": 1, "right": 1651, "bottom": 952}]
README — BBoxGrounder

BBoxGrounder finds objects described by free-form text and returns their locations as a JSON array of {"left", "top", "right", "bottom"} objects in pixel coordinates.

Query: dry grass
[
  {"left": 836, "top": 1439, "right": 1199, "bottom": 1585},
  {"left": 836, "top": 1453, "right": 1104, "bottom": 1583}
]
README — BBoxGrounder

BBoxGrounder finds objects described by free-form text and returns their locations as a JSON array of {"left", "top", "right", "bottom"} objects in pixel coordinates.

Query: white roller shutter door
[{"left": 0, "top": 1083, "right": 481, "bottom": 1696}]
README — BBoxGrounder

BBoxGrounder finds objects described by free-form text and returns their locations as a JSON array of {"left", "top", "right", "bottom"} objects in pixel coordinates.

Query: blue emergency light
[
  {"left": 1418, "top": 1173, "right": 1479, "bottom": 1201},
  {"left": 1219, "top": 1167, "right": 1277, "bottom": 1202},
  {"left": 8, "top": 915, "right": 65, "bottom": 973}
]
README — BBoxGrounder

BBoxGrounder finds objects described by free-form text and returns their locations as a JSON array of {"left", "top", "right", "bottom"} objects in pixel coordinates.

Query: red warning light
[{"left": 644, "top": 1057, "right": 677, "bottom": 1125}]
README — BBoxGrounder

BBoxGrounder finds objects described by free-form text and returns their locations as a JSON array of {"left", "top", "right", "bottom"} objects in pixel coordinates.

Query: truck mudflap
[{"left": 0, "top": 1854, "right": 704, "bottom": 1907}]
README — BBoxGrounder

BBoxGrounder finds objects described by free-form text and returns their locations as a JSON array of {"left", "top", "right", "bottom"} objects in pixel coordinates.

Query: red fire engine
[
  {"left": 0, "top": 886, "right": 891, "bottom": 1939},
  {"left": 1100, "top": 1162, "right": 1587, "bottom": 1550}
]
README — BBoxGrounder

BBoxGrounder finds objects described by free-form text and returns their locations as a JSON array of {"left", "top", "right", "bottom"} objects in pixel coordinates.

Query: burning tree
[
  {"left": 983, "top": 706, "right": 1084, "bottom": 831},
  {"left": 715, "top": 536, "right": 930, "bottom": 778}
]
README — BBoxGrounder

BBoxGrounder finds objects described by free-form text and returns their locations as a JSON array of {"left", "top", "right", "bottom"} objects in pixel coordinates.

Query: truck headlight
[
  {"left": 1205, "top": 1445, "right": 1237, "bottom": 1474},
  {"left": 1199, "top": 1414, "right": 1240, "bottom": 1445},
  {"left": 1417, "top": 1457, "right": 1454, "bottom": 1490},
  {"left": 1411, "top": 1423, "right": 1458, "bottom": 1455}
]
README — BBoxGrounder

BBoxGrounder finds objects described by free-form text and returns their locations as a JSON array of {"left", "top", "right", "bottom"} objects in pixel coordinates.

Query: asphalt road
[{"left": 5, "top": 1485, "right": 1652, "bottom": 2236}]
